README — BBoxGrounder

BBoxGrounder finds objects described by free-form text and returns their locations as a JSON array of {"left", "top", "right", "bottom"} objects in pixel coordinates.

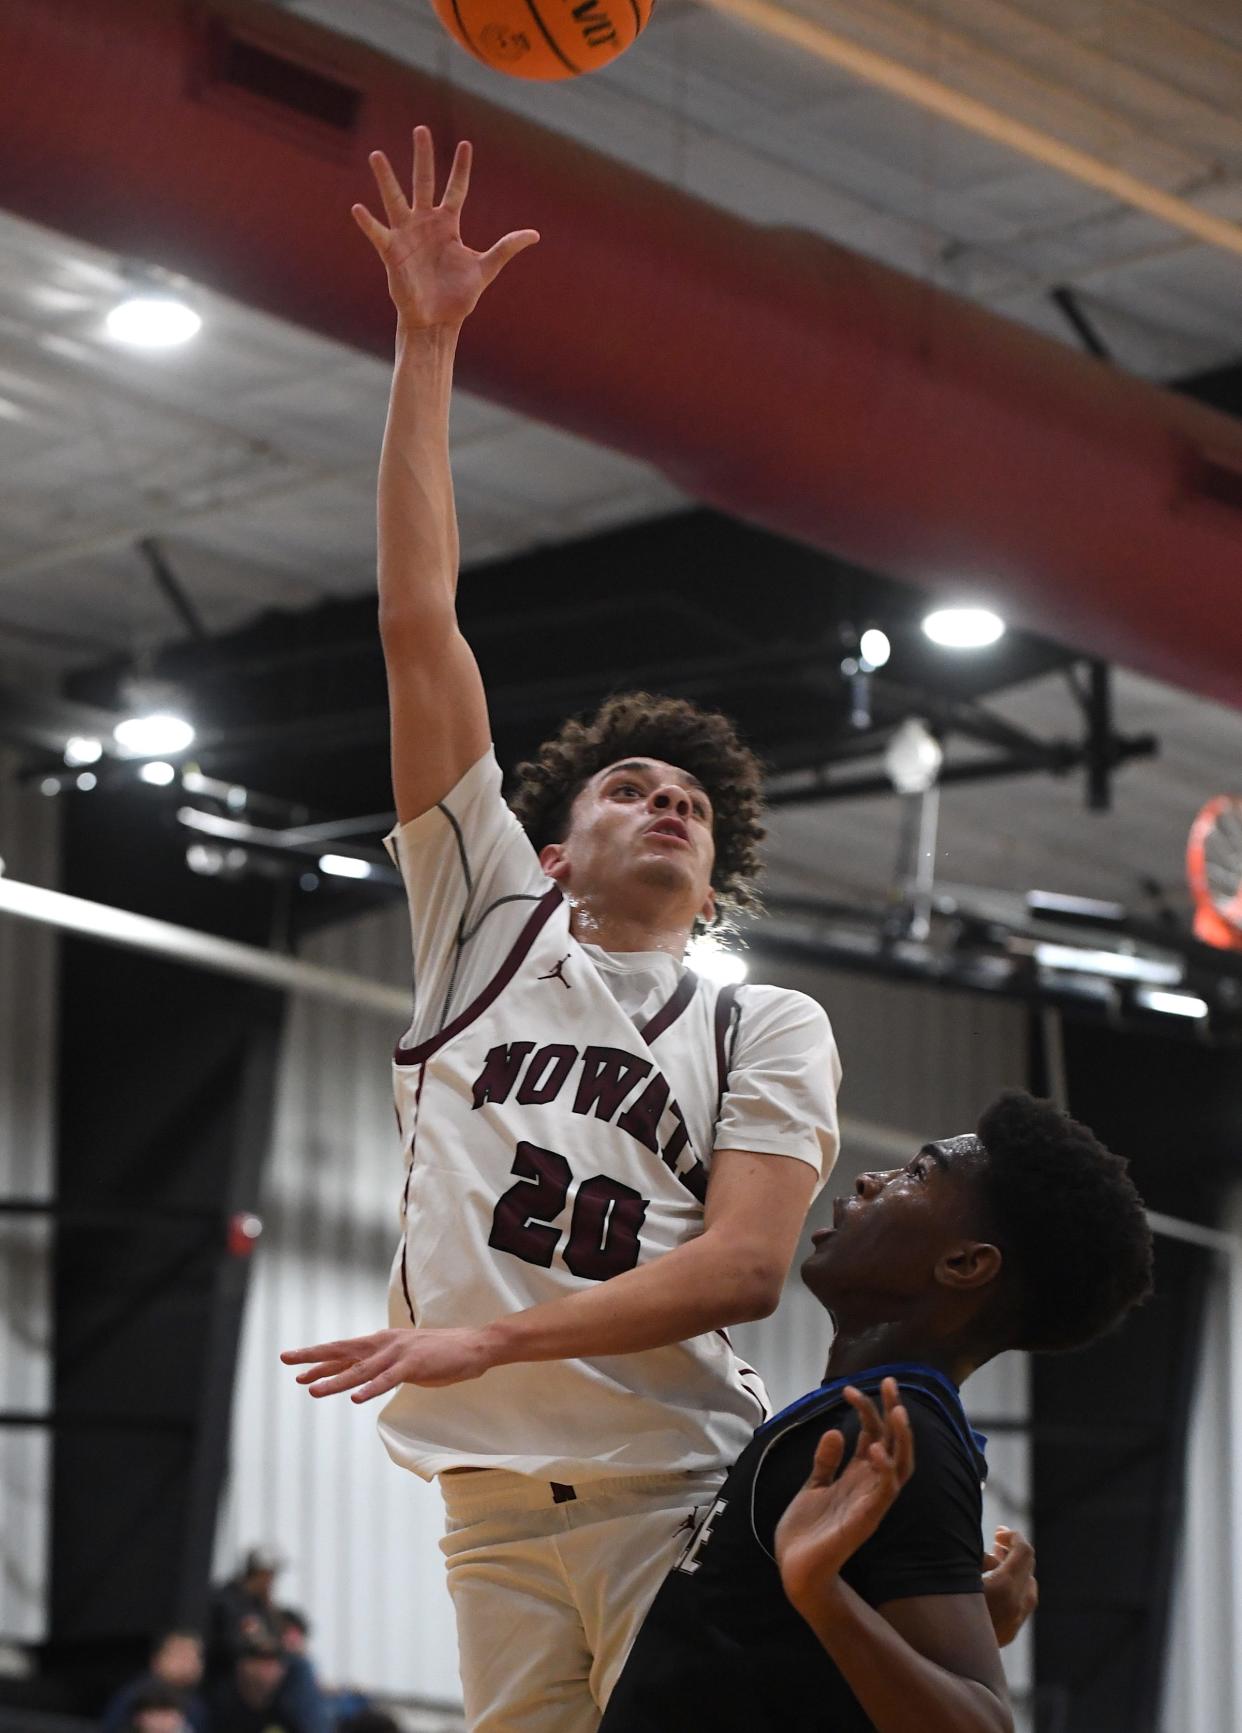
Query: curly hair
[
  {"left": 977, "top": 1091, "right": 1153, "bottom": 1354},
  {"left": 509, "top": 693, "right": 766, "bottom": 927}
]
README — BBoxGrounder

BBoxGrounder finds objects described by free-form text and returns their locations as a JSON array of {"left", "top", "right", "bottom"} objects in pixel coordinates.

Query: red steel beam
[{"left": 2, "top": 0, "right": 1240, "bottom": 704}]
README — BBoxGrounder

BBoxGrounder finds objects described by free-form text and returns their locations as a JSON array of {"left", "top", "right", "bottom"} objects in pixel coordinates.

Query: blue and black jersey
[{"left": 600, "top": 1364, "right": 989, "bottom": 1733}]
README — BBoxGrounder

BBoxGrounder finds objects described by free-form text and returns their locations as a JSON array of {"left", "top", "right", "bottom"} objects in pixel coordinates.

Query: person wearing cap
[
  {"left": 202, "top": 1629, "right": 330, "bottom": 1733},
  {"left": 206, "top": 1548, "right": 286, "bottom": 1684}
]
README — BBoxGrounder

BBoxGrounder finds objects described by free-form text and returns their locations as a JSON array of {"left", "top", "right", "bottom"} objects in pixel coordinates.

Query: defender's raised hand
[
  {"left": 775, "top": 1379, "right": 915, "bottom": 1615},
  {"left": 982, "top": 1526, "right": 1038, "bottom": 1647},
  {"left": 353, "top": 125, "right": 539, "bottom": 329}
]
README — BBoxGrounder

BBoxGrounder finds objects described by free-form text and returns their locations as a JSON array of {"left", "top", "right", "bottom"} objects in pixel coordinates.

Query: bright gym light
[
  {"left": 114, "top": 713, "right": 195, "bottom": 757},
  {"left": 75, "top": 772, "right": 97, "bottom": 792},
  {"left": 859, "top": 628, "right": 891, "bottom": 670},
  {"left": 1033, "top": 943, "right": 1181, "bottom": 988},
  {"left": 139, "top": 760, "right": 176, "bottom": 787},
  {"left": 884, "top": 717, "right": 943, "bottom": 796},
  {"left": 318, "top": 854, "right": 373, "bottom": 881},
  {"left": 1134, "top": 987, "right": 1209, "bottom": 1020},
  {"left": 922, "top": 607, "right": 1005, "bottom": 649},
  {"left": 63, "top": 736, "right": 102, "bottom": 766},
  {"left": 105, "top": 294, "right": 202, "bottom": 349},
  {"left": 686, "top": 937, "right": 748, "bottom": 984}
]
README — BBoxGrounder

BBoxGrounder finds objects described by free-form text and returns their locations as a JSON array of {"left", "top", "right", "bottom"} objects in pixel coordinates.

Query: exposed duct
[{"left": 2, "top": 0, "right": 1240, "bottom": 706}]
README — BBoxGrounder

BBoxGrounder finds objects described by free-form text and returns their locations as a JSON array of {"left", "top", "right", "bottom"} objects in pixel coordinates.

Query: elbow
[{"left": 732, "top": 1258, "right": 787, "bottom": 1323}]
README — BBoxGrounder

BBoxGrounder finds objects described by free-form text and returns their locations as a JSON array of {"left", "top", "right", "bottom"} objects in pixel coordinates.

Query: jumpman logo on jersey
[{"left": 537, "top": 955, "right": 573, "bottom": 989}]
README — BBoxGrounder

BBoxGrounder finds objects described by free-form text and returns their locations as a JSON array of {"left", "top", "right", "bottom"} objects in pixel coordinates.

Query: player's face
[
  {"left": 542, "top": 757, "right": 717, "bottom": 924},
  {"left": 801, "top": 1135, "right": 991, "bottom": 1308}
]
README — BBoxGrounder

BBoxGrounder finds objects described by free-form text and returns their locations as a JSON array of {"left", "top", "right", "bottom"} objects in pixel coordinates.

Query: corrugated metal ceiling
[{"left": 0, "top": 0, "right": 1239, "bottom": 919}]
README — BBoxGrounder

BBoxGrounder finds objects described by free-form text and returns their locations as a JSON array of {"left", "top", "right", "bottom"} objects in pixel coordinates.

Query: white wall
[
  {"left": 1160, "top": 1192, "right": 1242, "bottom": 1733},
  {"left": 215, "top": 903, "right": 461, "bottom": 1704},
  {"left": 0, "top": 755, "right": 59, "bottom": 1643},
  {"left": 218, "top": 909, "right": 1032, "bottom": 1713}
]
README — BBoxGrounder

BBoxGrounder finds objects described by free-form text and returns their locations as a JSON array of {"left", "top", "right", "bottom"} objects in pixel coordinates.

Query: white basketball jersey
[
  {"left": 380, "top": 886, "right": 783, "bottom": 1484},
  {"left": 378, "top": 751, "right": 839, "bottom": 1484}
]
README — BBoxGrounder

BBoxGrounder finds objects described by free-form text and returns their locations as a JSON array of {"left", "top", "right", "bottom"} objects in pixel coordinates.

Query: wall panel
[
  {"left": 0, "top": 755, "right": 59, "bottom": 1643},
  {"left": 215, "top": 902, "right": 459, "bottom": 1703}
]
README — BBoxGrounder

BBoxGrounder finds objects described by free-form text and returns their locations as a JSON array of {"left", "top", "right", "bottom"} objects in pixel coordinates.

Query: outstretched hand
[
  {"left": 774, "top": 1379, "right": 914, "bottom": 1615},
  {"left": 982, "top": 1525, "right": 1038, "bottom": 1647},
  {"left": 353, "top": 125, "right": 539, "bottom": 329},
  {"left": 280, "top": 1324, "right": 497, "bottom": 1400}
]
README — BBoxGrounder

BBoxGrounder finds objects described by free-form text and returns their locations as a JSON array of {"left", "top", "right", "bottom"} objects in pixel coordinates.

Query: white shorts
[{"left": 439, "top": 1467, "right": 722, "bottom": 1733}]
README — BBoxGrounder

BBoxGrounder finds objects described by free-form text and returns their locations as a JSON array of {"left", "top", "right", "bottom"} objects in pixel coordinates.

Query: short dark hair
[
  {"left": 279, "top": 1607, "right": 309, "bottom": 1635},
  {"left": 977, "top": 1091, "right": 1153, "bottom": 1353},
  {"left": 509, "top": 692, "right": 765, "bottom": 927}
]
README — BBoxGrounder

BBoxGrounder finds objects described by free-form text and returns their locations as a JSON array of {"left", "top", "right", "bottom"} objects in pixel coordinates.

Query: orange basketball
[{"left": 430, "top": 0, "right": 654, "bottom": 79}]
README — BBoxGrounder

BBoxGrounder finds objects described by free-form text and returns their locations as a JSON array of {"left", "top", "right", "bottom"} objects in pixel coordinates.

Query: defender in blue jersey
[{"left": 601, "top": 1091, "right": 1153, "bottom": 1733}]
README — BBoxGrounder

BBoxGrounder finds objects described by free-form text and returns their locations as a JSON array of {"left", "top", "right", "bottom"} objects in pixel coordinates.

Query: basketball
[{"left": 429, "top": 0, "right": 654, "bottom": 80}]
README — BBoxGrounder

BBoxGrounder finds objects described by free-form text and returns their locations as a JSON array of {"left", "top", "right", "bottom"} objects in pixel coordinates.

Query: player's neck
[
  {"left": 822, "top": 1315, "right": 983, "bottom": 1390},
  {"left": 566, "top": 894, "right": 693, "bottom": 959}
]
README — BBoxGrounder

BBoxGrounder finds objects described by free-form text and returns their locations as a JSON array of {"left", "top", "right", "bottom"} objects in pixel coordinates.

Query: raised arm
[
  {"left": 355, "top": 127, "right": 539, "bottom": 822},
  {"left": 280, "top": 1147, "right": 818, "bottom": 1395},
  {"left": 775, "top": 1383, "right": 1013, "bottom": 1733}
]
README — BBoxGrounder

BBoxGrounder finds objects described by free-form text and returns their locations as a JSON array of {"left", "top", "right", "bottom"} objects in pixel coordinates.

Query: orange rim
[{"left": 1187, "top": 795, "right": 1242, "bottom": 944}]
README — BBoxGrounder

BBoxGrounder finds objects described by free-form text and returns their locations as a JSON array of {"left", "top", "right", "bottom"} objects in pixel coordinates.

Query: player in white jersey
[{"left": 281, "top": 130, "right": 841, "bottom": 1733}]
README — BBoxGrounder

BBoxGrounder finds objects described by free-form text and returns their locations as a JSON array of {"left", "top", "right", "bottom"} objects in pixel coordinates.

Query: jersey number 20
[{"left": 488, "top": 1141, "right": 650, "bottom": 1280}]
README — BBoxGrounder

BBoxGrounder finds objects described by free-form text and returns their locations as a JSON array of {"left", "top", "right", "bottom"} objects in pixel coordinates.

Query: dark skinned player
[{"left": 600, "top": 1091, "right": 1153, "bottom": 1733}]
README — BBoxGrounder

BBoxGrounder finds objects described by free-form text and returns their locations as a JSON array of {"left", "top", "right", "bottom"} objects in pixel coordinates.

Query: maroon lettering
[
  {"left": 487, "top": 1142, "right": 571, "bottom": 1267},
  {"left": 471, "top": 1041, "right": 536, "bottom": 1109},
  {"left": 516, "top": 1043, "right": 578, "bottom": 1105},
  {"left": 564, "top": 1176, "right": 649, "bottom": 1280},
  {"left": 573, "top": 1045, "right": 653, "bottom": 1121},
  {"left": 489, "top": 1144, "right": 649, "bottom": 1280},
  {"left": 659, "top": 1101, "right": 708, "bottom": 1200},
  {"left": 659, "top": 1099, "right": 690, "bottom": 1168},
  {"left": 616, "top": 1074, "right": 670, "bottom": 1154}
]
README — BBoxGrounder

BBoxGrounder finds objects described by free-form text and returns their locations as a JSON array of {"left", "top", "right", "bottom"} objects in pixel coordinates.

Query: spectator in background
[
  {"left": 123, "top": 1682, "right": 193, "bottom": 1733},
  {"left": 207, "top": 1548, "right": 285, "bottom": 1680},
  {"left": 278, "top": 1608, "right": 311, "bottom": 1659},
  {"left": 101, "top": 1631, "right": 207, "bottom": 1733},
  {"left": 203, "top": 1631, "right": 329, "bottom": 1733}
]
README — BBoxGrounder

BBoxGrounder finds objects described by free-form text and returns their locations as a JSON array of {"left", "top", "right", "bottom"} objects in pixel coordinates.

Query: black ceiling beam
[
  {"left": 136, "top": 539, "right": 210, "bottom": 644},
  {"left": 766, "top": 730, "right": 1157, "bottom": 806}
]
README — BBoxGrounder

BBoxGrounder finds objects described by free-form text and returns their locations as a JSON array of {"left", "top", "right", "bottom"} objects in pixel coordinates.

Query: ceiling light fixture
[
  {"left": 859, "top": 627, "right": 891, "bottom": 670},
  {"left": 884, "top": 717, "right": 943, "bottom": 796},
  {"left": 1033, "top": 942, "right": 1182, "bottom": 987},
  {"left": 63, "top": 736, "right": 102, "bottom": 767},
  {"left": 1133, "top": 987, "right": 1209, "bottom": 1020},
  {"left": 105, "top": 292, "right": 201, "bottom": 349},
  {"left": 922, "top": 607, "right": 1005, "bottom": 649},
  {"left": 114, "top": 713, "right": 195, "bottom": 758},
  {"left": 318, "top": 854, "right": 373, "bottom": 881},
  {"left": 139, "top": 760, "right": 176, "bottom": 787},
  {"left": 75, "top": 772, "right": 97, "bottom": 792}
]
